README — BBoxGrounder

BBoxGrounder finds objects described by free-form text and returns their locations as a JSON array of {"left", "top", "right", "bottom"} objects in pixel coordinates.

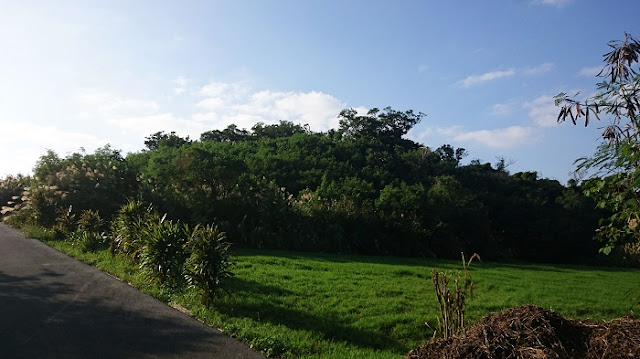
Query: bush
[
  {"left": 184, "top": 224, "right": 233, "bottom": 305},
  {"left": 28, "top": 187, "right": 58, "bottom": 227},
  {"left": 138, "top": 216, "right": 189, "bottom": 286},
  {"left": 70, "top": 230, "right": 105, "bottom": 253},
  {"left": 77, "top": 209, "right": 103, "bottom": 233},
  {"left": 53, "top": 206, "right": 76, "bottom": 239},
  {"left": 110, "top": 199, "right": 154, "bottom": 258}
]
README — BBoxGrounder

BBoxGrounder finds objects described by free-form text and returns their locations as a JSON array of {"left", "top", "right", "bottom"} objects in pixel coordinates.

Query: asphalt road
[{"left": 0, "top": 223, "right": 265, "bottom": 359}]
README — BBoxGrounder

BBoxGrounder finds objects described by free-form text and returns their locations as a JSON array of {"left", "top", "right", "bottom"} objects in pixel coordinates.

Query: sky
[{"left": 1, "top": 0, "right": 639, "bottom": 183}]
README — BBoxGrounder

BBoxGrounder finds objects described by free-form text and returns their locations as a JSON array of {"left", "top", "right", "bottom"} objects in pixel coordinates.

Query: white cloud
[
  {"left": 523, "top": 95, "right": 560, "bottom": 127},
  {"left": 577, "top": 66, "right": 602, "bottom": 77},
  {"left": 193, "top": 82, "right": 346, "bottom": 132},
  {"left": 532, "top": 0, "right": 571, "bottom": 7},
  {"left": 70, "top": 82, "right": 352, "bottom": 148},
  {"left": 173, "top": 76, "right": 190, "bottom": 95},
  {"left": 524, "top": 62, "right": 554, "bottom": 75},
  {"left": 489, "top": 103, "right": 513, "bottom": 116},
  {"left": 107, "top": 113, "right": 209, "bottom": 139},
  {"left": 453, "top": 126, "right": 538, "bottom": 148},
  {"left": 0, "top": 122, "right": 108, "bottom": 176},
  {"left": 456, "top": 69, "right": 515, "bottom": 88},
  {"left": 76, "top": 89, "right": 159, "bottom": 115}
]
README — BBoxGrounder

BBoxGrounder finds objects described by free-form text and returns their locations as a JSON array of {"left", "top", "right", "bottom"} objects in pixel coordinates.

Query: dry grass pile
[{"left": 407, "top": 305, "right": 639, "bottom": 359}]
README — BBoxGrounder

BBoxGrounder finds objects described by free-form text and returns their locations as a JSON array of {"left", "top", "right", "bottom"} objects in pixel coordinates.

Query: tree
[
  {"left": 337, "top": 107, "right": 424, "bottom": 146},
  {"left": 200, "top": 124, "right": 249, "bottom": 143},
  {"left": 555, "top": 33, "right": 640, "bottom": 254},
  {"left": 144, "top": 131, "right": 190, "bottom": 150}
]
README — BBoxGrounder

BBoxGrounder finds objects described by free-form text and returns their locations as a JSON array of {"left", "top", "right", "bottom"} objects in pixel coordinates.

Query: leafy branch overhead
[
  {"left": 555, "top": 33, "right": 640, "bottom": 142},
  {"left": 555, "top": 33, "right": 640, "bottom": 258}
]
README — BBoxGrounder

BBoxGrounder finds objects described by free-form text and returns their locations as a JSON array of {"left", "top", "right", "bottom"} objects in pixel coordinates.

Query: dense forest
[{"left": 1, "top": 107, "right": 603, "bottom": 263}]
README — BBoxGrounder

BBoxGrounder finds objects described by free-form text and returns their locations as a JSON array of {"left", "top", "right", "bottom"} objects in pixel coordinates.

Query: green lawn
[{"left": 41, "top": 237, "right": 640, "bottom": 359}]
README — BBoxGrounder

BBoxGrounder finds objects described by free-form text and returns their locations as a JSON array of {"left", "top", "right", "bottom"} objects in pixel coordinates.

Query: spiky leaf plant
[
  {"left": 138, "top": 216, "right": 189, "bottom": 286},
  {"left": 184, "top": 224, "right": 233, "bottom": 305},
  {"left": 111, "top": 199, "right": 154, "bottom": 258}
]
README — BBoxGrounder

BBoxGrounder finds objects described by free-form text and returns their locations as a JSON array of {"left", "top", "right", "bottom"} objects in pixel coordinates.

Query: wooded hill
[{"left": 4, "top": 107, "right": 602, "bottom": 263}]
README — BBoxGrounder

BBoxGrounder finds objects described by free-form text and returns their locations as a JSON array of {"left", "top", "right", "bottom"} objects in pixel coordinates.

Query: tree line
[{"left": 1, "top": 107, "right": 602, "bottom": 263}]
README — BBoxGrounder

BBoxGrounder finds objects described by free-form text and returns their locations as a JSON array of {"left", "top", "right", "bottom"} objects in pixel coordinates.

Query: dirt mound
[{"left": 407, "top": 305, "right": 639, "bottom": 359}]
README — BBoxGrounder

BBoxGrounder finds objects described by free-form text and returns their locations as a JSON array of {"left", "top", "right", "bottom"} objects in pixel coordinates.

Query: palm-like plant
[
  {"left": 111, "top": 199, "right": 153, "bottom": 258},
  {"left": 138, "top": 216, "right": 189, "bottom": 285},
  {"left": 184, "top": 224, "right": 233, "bottom": 305}
]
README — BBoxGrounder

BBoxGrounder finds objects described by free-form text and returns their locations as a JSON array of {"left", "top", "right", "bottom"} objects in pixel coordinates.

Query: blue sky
[{"left": 1, "top": 0, "right": 639, "bottom": 182}]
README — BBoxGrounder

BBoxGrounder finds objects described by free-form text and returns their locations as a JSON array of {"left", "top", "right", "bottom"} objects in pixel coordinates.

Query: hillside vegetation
[{"left": 1, "top": 108, "right": 603, "bottom": 263}]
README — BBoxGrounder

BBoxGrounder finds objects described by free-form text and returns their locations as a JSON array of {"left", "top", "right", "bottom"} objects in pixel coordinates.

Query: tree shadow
[
  {"left": 0, "top": 268, "right": 255, "bottom": 359},
  {"left": 235, "top": 248, "right": 445, "bottom": 268},
  {"left": 219, "top": 277, "right": 407, "bottom": 353},
  {"left": 478, "top": 261, "right": 640, "bottom": 273}
]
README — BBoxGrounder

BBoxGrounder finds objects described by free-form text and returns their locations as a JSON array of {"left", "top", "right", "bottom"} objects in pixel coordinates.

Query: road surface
[{"left": 0, "top": 223, "right": 265, "bottom": 359}]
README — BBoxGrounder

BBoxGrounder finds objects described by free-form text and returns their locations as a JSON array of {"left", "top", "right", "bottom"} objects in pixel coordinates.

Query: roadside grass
[{"left": 35, "top": 236, "right": 640, "bottom": 359}]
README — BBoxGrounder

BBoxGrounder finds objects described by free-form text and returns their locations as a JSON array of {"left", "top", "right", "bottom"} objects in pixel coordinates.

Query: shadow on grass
[
  {"left": 478, "top": 261, "right": 640, "bottom": 273},
  {"left": 235, "top": 248, "right": 640, "bottom": 273},
  {"left": 219, "top": 277, "right": 408, "bottom": 353},
  {"left": 235, "top": 248, "right": 448, "bottom": 268}
]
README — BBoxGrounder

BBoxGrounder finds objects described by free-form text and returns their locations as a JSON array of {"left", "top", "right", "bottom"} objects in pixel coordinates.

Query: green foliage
[
  {"left": 70, "top": 230, "right": 104, "bottom": 253},
  {"left": 0, "top": 175, "right": 29, "bottom": 219},
  {"left": 184, "top": 224, "right": 233, "bottom": 305},
  {"left": 4, "top": 105, "right": 602, "bottom": 262},
  {"left": 53, "top": 205, "right": 76, "bottom": 240},
  {"left": 201, "top": 124, "right": 250, "bottom": 142},
  {"left": 77, "top": 209, "right": 103, "bottom": 233},
  {"left": 62, "top": 209, "right": 106, "bottom": 252},
  {"left": 556, "top": 33, "right": 640, "bottom": 255},
  {"left": 144, "top": 131, "right": 191, "bottom": 150},
  {"left": 338, "top": 107, "right": 423, "bottom": 146},
  {"left": 31, "top": 145, "right": 137, "bottom": 221},
  {"left": 28, "top": 186, "right": 58, "bottom": 227},
  {"left": 110, "top": 199, "right": 154, "bottom": 258},
  {"left": 138, "top": 216, "right": 189, "bottom": 285}
]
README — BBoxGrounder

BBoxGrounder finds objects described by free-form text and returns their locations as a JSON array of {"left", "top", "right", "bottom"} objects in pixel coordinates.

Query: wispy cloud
[
  {"left": 107, "top": 113, "right": 209, "bottom": 138},
  {"left": 524, "top": 62, "right": 554, "bottom": 75},
  {"left": 411, "top": 125, "right": 538, "bottom": 150},
  {"left": 489, "top": 103, "right": 513, "bottom": 116},
  {"left": 523, "top": 95, "right": 560, "bottom": 127},
  {"left": 457, "top": 62, "right": 554, "bottom": 88},
  {"left": 456, "top": 69, "right": 516, "bottom": 88},
  {"left": 453, "top": 126, "right": 538, "bottom": 149},
  {"left": 532, "top": 0, "right": 572, "bottom": 7},
  {"left": 173, "top": 76, "right": 190, "bottom": 95},
  {"left": 418, "top": 64, "right": 430, "bottom": 73},
  {"left": 76, "top": 89, "right": 159, "bottom": 115},
  {"left": 577, "top": 66, "right": 602, "bottom": 77}
]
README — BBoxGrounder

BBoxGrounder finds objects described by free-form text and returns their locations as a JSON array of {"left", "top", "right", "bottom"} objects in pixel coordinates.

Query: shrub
[
  {"left": 2, "top": 209, "right": 32, "bottom": 228},
  {"left": 184, "top": 224, "right": 233, "bottom": 305},
  {"left": 431, "top": 253, "right": 480, "bottom": 339},
  {"left": 28, "top": 187, "right": 58, "bottom": 227},
  {"left": 77, "top": 209, "right": 103, "bottom": 233},
  {"left": 53, "top": 205, "right": 76, "bottom": 239},
  {"left": 70, "top": 230, "right": 105, "bottom": 253},
  {"left": 138, "top": 216, "right": 189, "bottom": 286},
  {"left": 110, "top": 199, "right": 154, "bottom": 258}
]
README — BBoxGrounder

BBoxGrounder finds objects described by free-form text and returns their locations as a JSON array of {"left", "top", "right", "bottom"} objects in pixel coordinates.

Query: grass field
[{"left": 34, "top": 229, "right": 640, "bottom": 359}]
